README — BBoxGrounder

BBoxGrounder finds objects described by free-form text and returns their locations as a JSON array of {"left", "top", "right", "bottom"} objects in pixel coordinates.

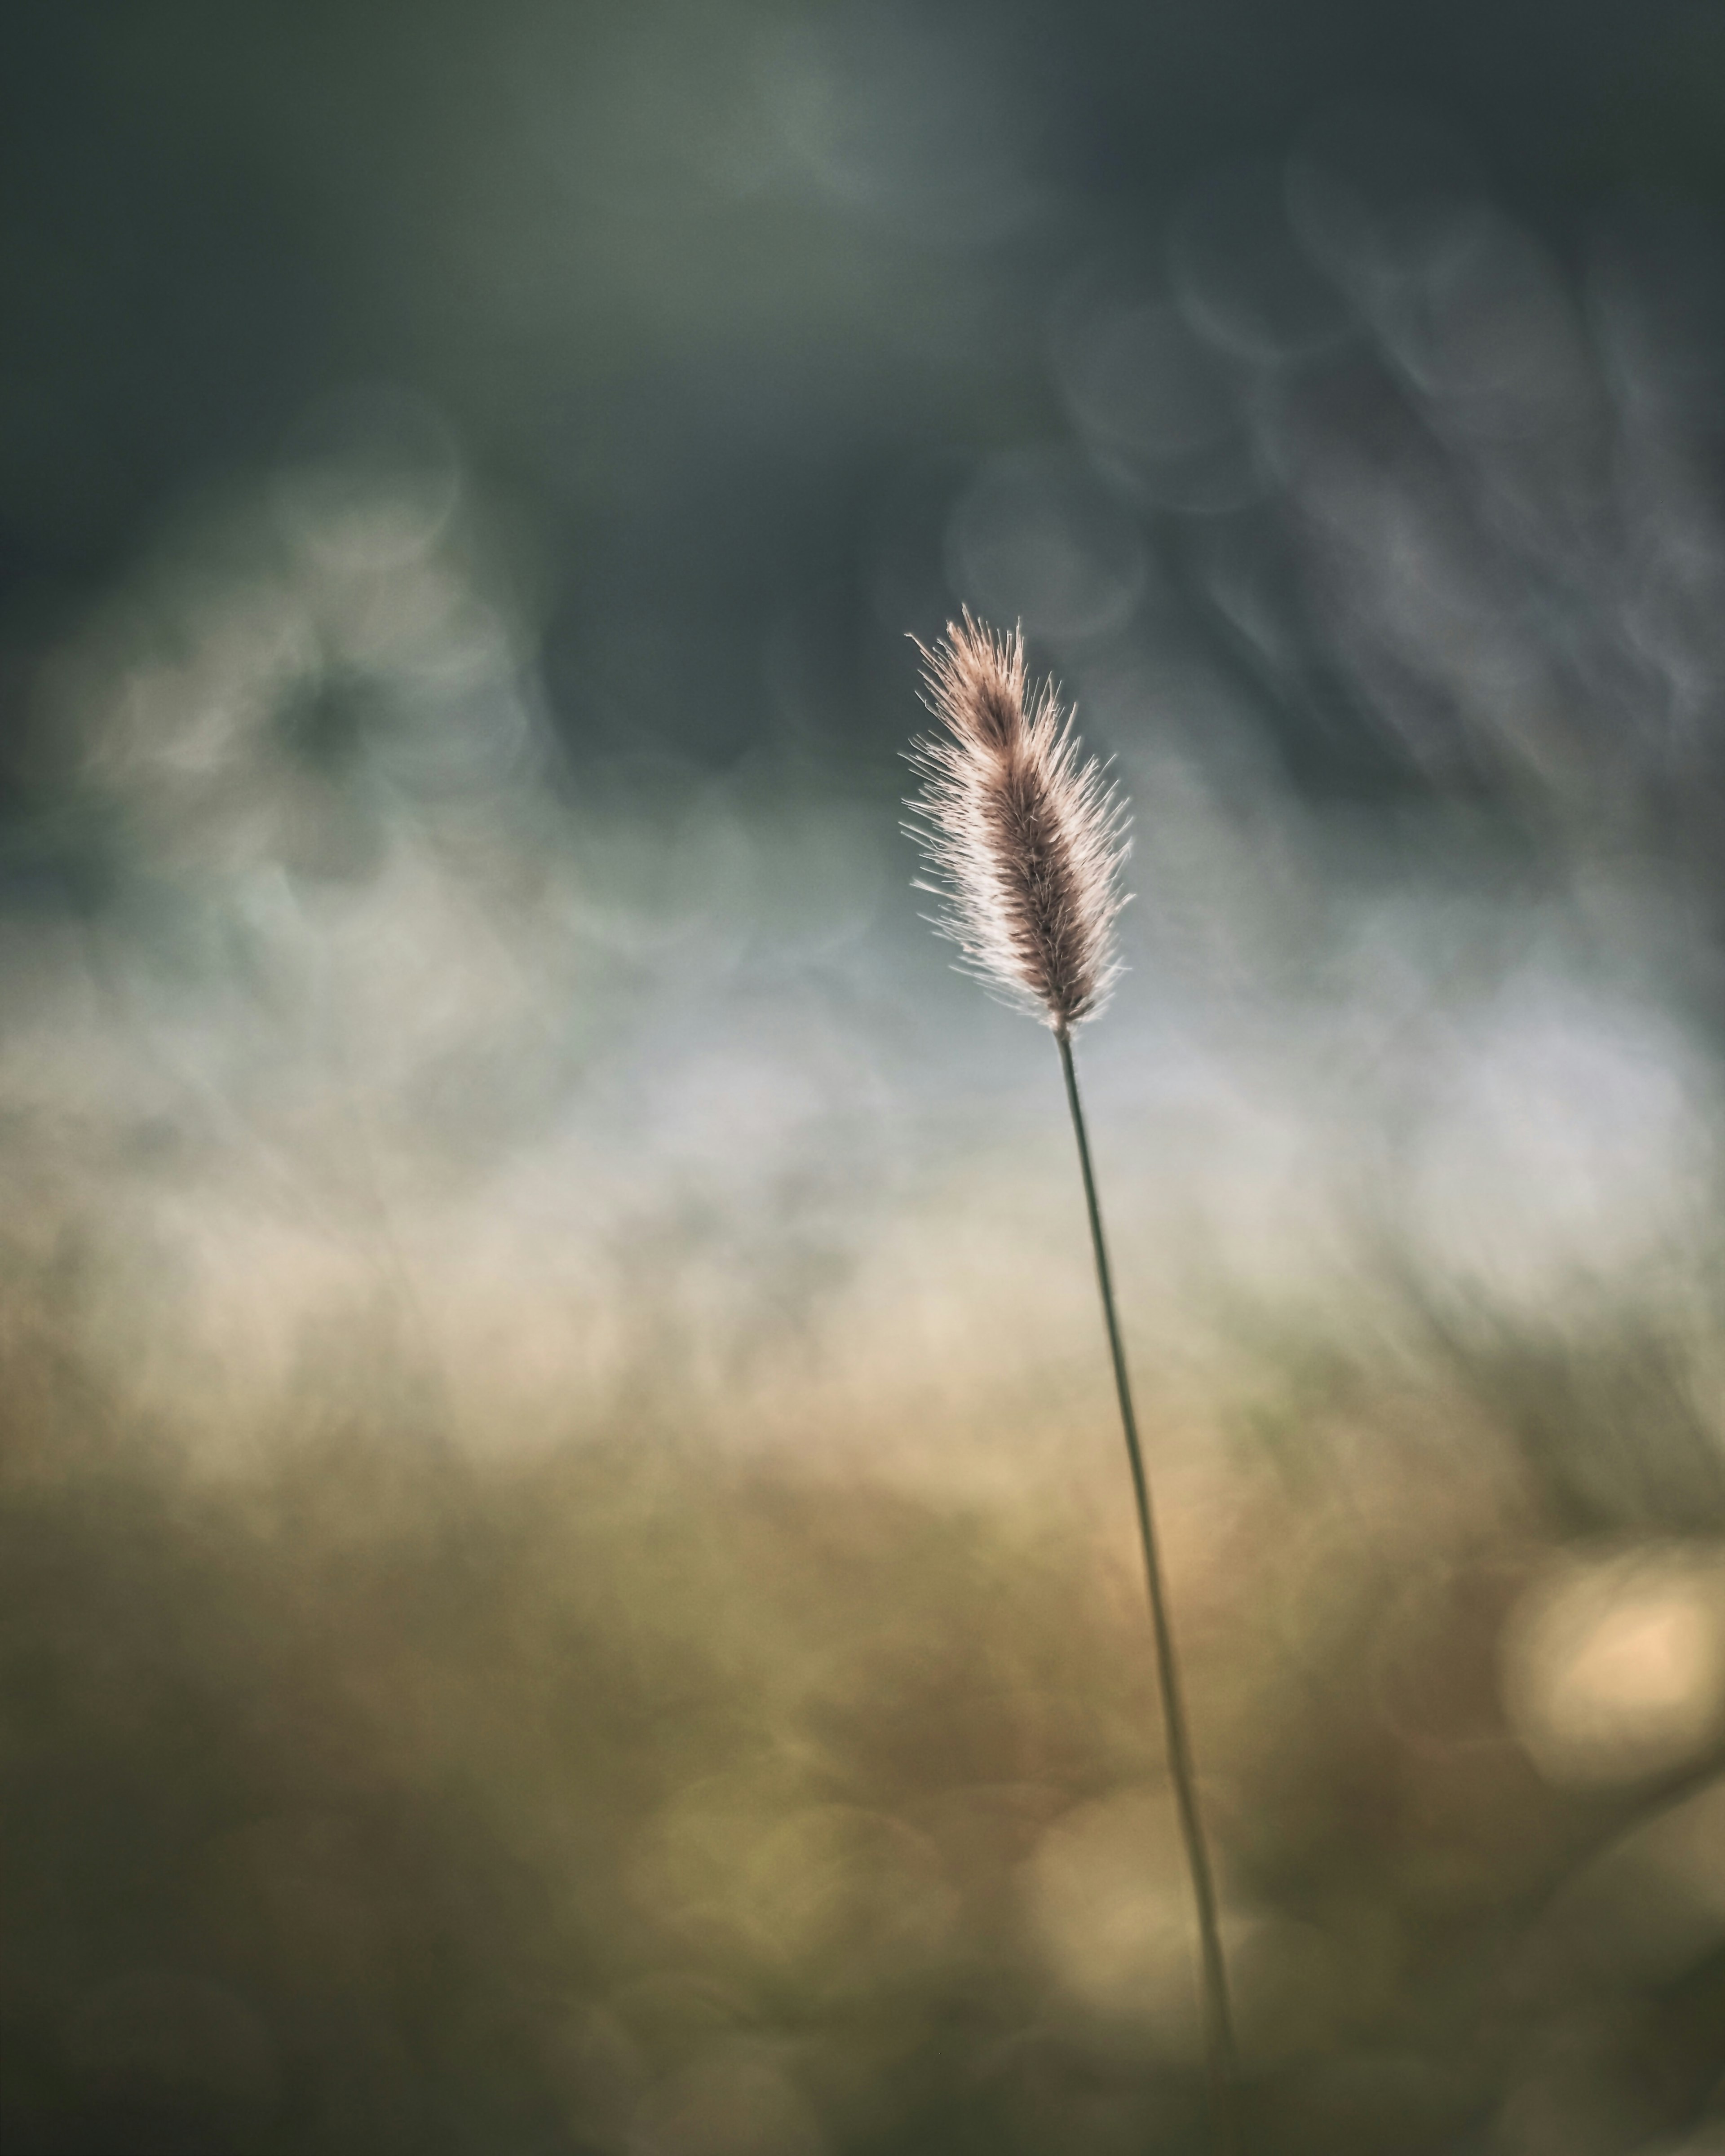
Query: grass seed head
[{"left": 904, "top": 612, "right": 1130, "bottom": 1035}]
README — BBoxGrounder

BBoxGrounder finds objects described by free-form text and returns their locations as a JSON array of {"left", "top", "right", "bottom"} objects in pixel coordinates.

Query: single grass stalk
[
  {"left": 1057, "top": 1027, "right": 1241, "bottom": 2152},
  {"left": 905, "top": 613, "right": 1241, "bottom": 2153}
]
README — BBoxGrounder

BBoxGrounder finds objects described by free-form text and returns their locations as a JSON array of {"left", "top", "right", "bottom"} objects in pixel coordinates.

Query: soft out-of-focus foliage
[{"left": 3, "top": 1309, "right": 1723, "bottom": 2154}]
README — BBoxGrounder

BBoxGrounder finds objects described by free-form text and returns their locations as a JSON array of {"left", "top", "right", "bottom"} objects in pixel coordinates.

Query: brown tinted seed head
[{"left": 904, "top": 612, "right": 1130, "bottom": 1034}]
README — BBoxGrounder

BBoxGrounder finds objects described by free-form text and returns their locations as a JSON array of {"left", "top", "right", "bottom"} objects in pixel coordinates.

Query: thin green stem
[{"left": 1056, "top": 1028, "right": 1242, "bottom": 2155}]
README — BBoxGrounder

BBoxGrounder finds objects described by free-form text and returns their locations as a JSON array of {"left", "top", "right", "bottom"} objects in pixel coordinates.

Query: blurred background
[{"left": 6, "top": 2, "right": 1725, "bottom": 2151}]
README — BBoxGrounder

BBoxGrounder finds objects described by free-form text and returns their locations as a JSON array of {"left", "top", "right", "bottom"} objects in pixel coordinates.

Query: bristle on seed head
[{"left": 904, "top": 611, "right": 1130, "bottom": 1035}]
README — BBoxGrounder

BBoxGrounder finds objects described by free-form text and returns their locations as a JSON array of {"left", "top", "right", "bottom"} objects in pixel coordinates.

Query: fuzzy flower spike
[
  {"left": 902, "top": 611, "right": 1242, "bottom": 2153},
  {"left": 905, "top": 612, "right": 1129, "bottom": 1036}
]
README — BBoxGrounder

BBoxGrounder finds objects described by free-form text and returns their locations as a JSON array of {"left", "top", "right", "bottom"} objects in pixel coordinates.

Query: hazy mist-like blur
[{"left": 5, "top": 5, "right": 1725, "bottom": 2152}]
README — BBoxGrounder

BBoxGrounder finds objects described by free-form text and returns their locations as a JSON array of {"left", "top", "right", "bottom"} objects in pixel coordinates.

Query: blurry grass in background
[{"left": 3, "top": 1287, "right": 1724, "bottom": 2155}]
